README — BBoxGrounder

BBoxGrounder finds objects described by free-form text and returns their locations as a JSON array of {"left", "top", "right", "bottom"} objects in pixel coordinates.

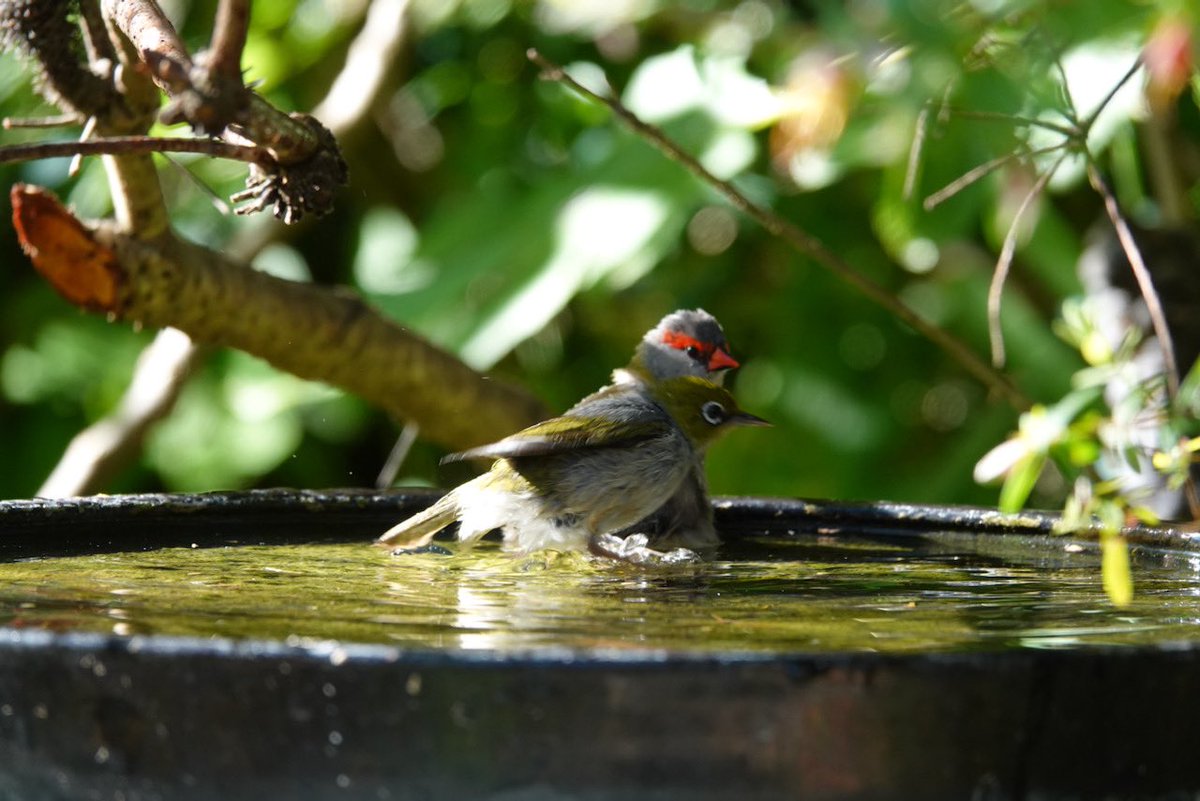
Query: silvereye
[
  {"left": 608, "top": 309, "right": 740, "bottom": 550},
  {"left": 377, "top": 376, "right": 767, "bottom": 555}
]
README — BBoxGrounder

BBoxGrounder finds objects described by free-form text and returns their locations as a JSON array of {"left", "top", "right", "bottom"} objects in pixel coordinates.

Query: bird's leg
[{"left": 588, "top": 532, "right": 703, "bottom": 565}]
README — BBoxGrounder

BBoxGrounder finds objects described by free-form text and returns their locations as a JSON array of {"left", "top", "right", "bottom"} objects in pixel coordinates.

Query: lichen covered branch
[
  {"left": 205, "top": 0, "right": 251, "bottom": 81},
  {"left": 0, "top": 0, "right": 351, "bottom": 223},
  {"left": 11, "top": 185, "right": 549, "bottom": 451},
  {"left": 13, "top": 0, "right": 412, "bottom": 496}
]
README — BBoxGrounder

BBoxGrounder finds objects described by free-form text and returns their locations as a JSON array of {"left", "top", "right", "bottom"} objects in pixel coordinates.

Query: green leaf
[
  {"left": 1063, "top": 436, "right": 1100, "bottom": 468},
  {"left": 998, "top": 451, "right": 1045, "bottom": 512},
  {"left": 1120, "top": 444, "right": 1143, "bottom": 473},
  {"left": 1176, "top": 355, "right": 1200, "bottom": 418},
  {"left": 1101, "top": 532, "right": 1134, "bottom": 607}
]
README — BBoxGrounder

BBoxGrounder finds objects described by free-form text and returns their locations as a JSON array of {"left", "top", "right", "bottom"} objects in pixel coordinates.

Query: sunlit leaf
[
  {"left": 998, "top": 451, "right": 1045, "bottom": 513},
  {"left": 1129, "top": 505, "right": 1160, "bottom": 527},
  {"left": 1064, "top": 436, "right": 1100, "bottom": 468},
  {"left": 1080, "top": 330, "right": 1113, "bottom": 366},
  {"left": 974, "top": 437, "right": 1026, "bottom": 484},
  {"left": 365, "top": 47, "right": 758, "bottom": 370},
  {"left": 1176, "top": 356, "right": 1200, "bottom": 418},
  {"left": 1120, "top": 445, "right": 1143, "bottom": 473},
  {"left": 1101, "top": 532, "right": 1134, "bottom": 607}
]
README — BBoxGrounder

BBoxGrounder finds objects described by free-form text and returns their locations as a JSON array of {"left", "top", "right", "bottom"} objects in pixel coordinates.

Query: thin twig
[
  {"left": 1053, "top": 55, "right": 1079, "bottom": 121},
  {"left": 527, "top": 49, "right": 1029, "bottom": 410},
  {"left": 1082, "top": 164, "right": 1199, "bottom": 516},
  {"left": 68, "top": 117, "right": 98, "bottom": 178},
  {"left": 3, "top": 114, "right": 81, "bottom": 130},
  {"left": 935, "top": 82, "right": 955, "bottom": 126},
  {"left": 377, "top": 422, "right": 420, "bottom": 489},
  {"left": 924, "top": 143, "right": 1066, "bottom": 211},
  {"left": 1087, "top": 164, "right": 1179, "bottom": 397},
  {"left": 104, "top": 0, "right": 320, "bottom": 164},
  {"left": 207, "top": 0, "right": 251, "bottom": 80},
  {"left": 947, "top": 108, "right": 1079, "bottom": 139},
  {"left": 902, "top": 103, "right": 930, "bottom": 201},
  {"left": 932, "top": 48, "right": 1196, "bottom": 518},
  {"left": 0, "top": 136, "right": 273, "bottom": 166},
  {"left": 162, "top": 154, "right": 232, "bottom": 214},
  {"left": 988, "top": 152, "right": 1067, "bottom": 368},
  {"left": 78, "top": 0, "right": 118, "bottom": 65},
  {"left": 927, "top": 56, "right": 1141, "bottom": 372},
  {"left": 1080, "top": 57, "right": 1142, "bottom": 132}
]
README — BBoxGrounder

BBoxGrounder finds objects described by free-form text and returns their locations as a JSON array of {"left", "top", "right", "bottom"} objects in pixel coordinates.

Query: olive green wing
[{"left": 442, "top": 415, "right": 669, "bottom": 463}]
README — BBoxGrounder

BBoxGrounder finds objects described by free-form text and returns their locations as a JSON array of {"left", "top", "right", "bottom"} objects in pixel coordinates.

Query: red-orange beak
[{"left": 708, "top": 347, "right": 739, "bottom": 372}]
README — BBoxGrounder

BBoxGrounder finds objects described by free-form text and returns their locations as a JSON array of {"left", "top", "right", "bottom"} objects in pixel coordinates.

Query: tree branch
[
  {"left": 0, "top": 136, "right": 272, "bottom": 167},
  {"left": 924, "top": 144, "right": 1065, "bottom": 211},
  {"left": 987, "top": 152, "right": 1067, "bottom": 368},
  {"left": 99, "top": 0, "right": 346, "bottom": 222},
  {"left": 21, "top": 0, "right": 529, "bottom": 497},
  {"left": 78, "top": 0, "right": 118, "bottom": 66},
  {"left": 101, "top": 0, "right": 193, "bottom": 89},
  {"left": 206, "top": 0, "right": 250, "bottom": 81},
  {"left": 2, "top": 114, "right": 80, "bottom": 130},
  {"left": 1086, "top": 164, "right": 1180, "bottom": 398},
  {"left": 12, "top": 185, "right": 549, "bottom": 453}
]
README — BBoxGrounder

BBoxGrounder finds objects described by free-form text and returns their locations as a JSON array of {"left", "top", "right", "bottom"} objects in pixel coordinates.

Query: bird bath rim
[{"left": 1, "top": 490, "right": 1199, "bottom": 800}]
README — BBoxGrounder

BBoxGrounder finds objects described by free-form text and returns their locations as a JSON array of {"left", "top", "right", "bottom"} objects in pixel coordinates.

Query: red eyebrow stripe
[
  {"left": 661, "top": 330, "right": 708, "bottom": 353},
  {"left": 662, "top": 329, "right": 741, "bottom": 371}
]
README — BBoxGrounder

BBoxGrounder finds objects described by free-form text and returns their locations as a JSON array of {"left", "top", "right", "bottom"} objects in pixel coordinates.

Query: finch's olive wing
[{"left": 442, "top": 416, "right": 667, "bottom": 463}]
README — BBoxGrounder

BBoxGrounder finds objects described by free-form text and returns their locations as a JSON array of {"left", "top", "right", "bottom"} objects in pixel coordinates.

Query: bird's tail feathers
[{"left": 377, "top": 492, "right": 460, "bottom": 547}]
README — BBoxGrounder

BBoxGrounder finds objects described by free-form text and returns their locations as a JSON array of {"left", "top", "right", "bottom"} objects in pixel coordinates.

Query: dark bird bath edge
[{"left": 0, "top": 489, "right": 1198, "bottom": 801}]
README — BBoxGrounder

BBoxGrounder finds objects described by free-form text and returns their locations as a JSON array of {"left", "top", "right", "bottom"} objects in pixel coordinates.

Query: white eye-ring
[{"left": 701, "top": 401, "right": 726, "bottom": 426}]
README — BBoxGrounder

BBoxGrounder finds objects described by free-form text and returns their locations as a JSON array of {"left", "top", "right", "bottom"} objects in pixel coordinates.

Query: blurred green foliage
[{"left": 1, "top": 0, "right": 1196, "bottom": 507}]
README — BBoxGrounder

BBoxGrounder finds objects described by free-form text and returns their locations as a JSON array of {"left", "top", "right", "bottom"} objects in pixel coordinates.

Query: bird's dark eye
[
  {"left": 701, "top": 401, "right": 726, "bottom": 426},
  {"left": 685, "top": 346, "right": 702, "bottom": 359}
]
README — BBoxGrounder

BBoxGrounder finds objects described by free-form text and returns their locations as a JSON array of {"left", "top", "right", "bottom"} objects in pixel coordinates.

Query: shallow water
[{"left": 2, "top": 532, "right": 1199, "bottom": 654}]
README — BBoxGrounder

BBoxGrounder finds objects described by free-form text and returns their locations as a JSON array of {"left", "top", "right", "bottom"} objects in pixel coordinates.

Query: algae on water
[{"left": 1, "top": 534, "right": 1197, "bottom": 654}]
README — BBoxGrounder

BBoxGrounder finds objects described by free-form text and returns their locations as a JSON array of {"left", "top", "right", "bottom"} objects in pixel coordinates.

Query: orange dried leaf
[{"left": 10, "top": 184, "right": 121, "bottom": 312}]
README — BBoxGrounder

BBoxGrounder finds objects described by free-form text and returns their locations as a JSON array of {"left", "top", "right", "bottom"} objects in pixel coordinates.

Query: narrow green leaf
[
  {"left": 1101, "top": 532, "right": 1134, "bottom": 607},
  {"left": 1177, "top": 355, "right": 1200, "bottom": 417},
  {"left": 998, "top": 451, "right": 1045, "bottom": 513}
]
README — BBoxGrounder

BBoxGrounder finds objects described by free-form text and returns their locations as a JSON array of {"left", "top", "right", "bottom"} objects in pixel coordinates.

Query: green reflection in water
[{"left": 2, "top": 533, "right": 1199, "bottom": 654}]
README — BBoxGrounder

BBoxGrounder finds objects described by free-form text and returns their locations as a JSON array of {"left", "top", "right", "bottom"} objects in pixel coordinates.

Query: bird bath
[{"left": 0, "top": 489, "right": 1199, "bottom": 800}]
